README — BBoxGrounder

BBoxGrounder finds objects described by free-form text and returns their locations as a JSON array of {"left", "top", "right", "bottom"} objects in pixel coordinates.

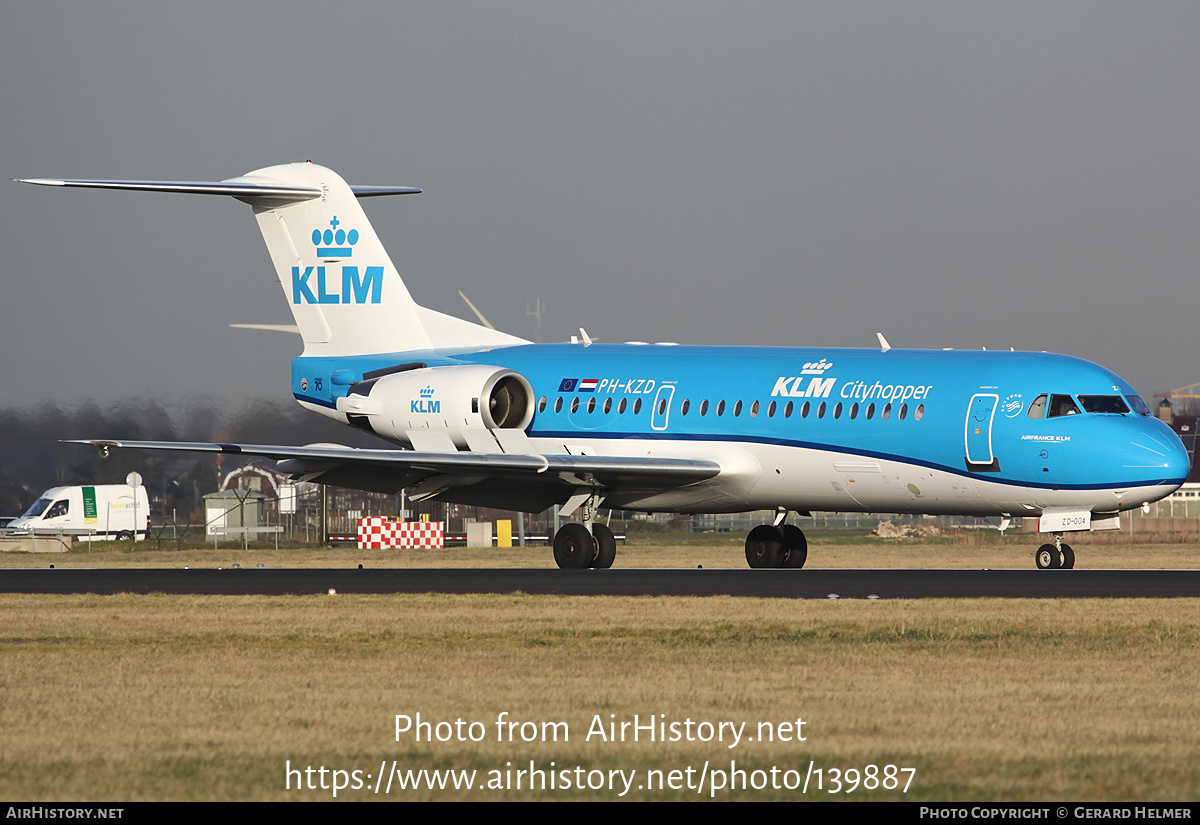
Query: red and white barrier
[
  {"left": 357, "top": 517, "right": 398, "bottom": 549},
  {"left": 397, "top": 521, "right": 444, "bottom": 549},
  {"left": 357, "top": 518, "right": 445, "bottom": 549}
]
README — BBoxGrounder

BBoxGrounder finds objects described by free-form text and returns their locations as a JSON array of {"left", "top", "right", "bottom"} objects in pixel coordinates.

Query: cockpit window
[
  {"left": 1078, "top": 395, "right": 1130, "bottom": 414},
  {"left": 1027, "top": 394, "right": 1047, "bottom": 419},
  {"left": 1125, "top": 395, "right": 1151, "bottom": 416},
  {"left": 1047, "top": 394, "right": 1081, "bottom": 417},
  {"left": 22, "top": 498, "right": 51, "bottom": 518}
]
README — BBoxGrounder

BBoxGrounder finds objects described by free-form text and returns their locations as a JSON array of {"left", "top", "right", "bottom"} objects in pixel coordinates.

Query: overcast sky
[{"left": 3, "top": 2, "right": 1199, "bottom": 407}]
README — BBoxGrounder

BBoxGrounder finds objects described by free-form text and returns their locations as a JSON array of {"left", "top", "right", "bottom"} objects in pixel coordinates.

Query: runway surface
[{"left": 2, "top": 568, "right": 1199, "bottom": 598}]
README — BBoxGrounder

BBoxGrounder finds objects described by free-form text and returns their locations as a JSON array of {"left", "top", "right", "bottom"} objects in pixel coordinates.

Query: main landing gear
[
  {"left": 745, "top": 513, "right": 808, "bottom": 569},
  {"left": 552, "top": 522, "right": 616, "bottom": 569},
  {"left": 551, "top": 491, "right": 616, "bottom": 569},
  {"left": 1035, "top": 533, "right": 1075, "bottom": 570}
]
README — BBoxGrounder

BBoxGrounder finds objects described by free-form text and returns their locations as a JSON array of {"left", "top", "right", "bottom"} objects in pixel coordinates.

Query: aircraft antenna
[
  {"left": 457, "top": 290, "right": 496, "bottom": 330},
  {"left": 527, "top": 297, "right": 546, "bottom": 343}
]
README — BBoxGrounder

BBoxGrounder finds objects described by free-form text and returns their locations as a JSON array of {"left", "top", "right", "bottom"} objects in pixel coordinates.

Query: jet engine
[{"left": 334, "top": 365, "right": 534, "bottom": 446}]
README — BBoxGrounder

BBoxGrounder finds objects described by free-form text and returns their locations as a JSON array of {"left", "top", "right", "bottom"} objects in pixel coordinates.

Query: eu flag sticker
[{"left": 559, "top": 378, "right": 578, "bottom": 392}]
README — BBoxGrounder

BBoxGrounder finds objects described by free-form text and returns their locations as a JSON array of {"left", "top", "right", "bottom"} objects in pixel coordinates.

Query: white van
[{"left": 8, "top": 485, "right": 149, "bottom": 540}]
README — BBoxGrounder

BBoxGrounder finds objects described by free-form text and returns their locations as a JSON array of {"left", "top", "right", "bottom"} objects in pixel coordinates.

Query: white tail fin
[{"left": 20, "top": 162, "right": 527, "bottom": 356}]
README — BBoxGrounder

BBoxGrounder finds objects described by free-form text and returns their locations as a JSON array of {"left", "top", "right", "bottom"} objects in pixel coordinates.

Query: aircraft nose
[
  {"left": 1165, "top": 433, "right": 1191, "bottom": 484},
  {"left": 1132, "top": 422, "right": 1192, "bottom": 486}
]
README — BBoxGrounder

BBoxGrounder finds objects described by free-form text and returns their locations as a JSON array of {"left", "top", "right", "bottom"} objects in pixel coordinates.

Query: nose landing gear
[{"left": 1035, "top": 533, "right": 1075, "bottom": 569}]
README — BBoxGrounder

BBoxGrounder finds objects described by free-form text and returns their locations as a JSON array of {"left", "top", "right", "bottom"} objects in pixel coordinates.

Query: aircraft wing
[{"left": 65, "top": 439, "right": 722, "bottom": 511}]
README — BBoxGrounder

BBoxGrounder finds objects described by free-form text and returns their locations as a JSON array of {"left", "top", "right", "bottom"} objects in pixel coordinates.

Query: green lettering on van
[{"left": 82, "top": 486, "right": 98, "bottom": 523}]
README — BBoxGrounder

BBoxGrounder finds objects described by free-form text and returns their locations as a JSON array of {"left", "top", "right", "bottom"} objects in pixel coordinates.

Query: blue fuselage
[{"left": 292, "top": 344, "right": 1189, "bottom": 514}]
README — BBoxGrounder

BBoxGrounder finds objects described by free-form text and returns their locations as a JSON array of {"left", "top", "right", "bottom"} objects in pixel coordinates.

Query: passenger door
[{"left": 965, "top": 394, "right": 1000, "bottom": 471}]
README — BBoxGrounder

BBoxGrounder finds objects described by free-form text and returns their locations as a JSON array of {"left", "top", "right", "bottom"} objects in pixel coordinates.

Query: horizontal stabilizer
[
  {"left": 350, "top": 185, "right": 425, "bottom": 198},
  {"left": 229, "top": 323, "right": 300, "bottom": 334},
  {"left": 18, "top": 178, "right": 421, "bottom": 201}
]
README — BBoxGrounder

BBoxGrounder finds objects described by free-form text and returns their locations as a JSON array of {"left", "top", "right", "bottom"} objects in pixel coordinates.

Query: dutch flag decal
[{"left": 579, "top": 379, "right": 599, "bottom": 392}]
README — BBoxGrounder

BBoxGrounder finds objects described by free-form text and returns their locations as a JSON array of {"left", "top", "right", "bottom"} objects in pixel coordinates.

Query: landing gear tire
[
  {"left": 746, "top": 525, "right": 786, "bottom": 568},
  {"left": 1059, "top": 543, "right": 1075, "bottom": 570},
  {"left": 553, "top": 523, "right": 596, "bottom": 569},
  {"left": 592, "top": 523, "right": 617, "bottom": 569},
  {"left": 1036, "top": 543, "right": 1061, "bottom": 570},
  {"left": 780, "top": 524, "right": 808, "bottom": 568}
]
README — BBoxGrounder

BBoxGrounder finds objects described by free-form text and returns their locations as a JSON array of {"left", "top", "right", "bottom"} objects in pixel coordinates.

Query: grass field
[{"left": 1, "top": 535, "right": 1198, "bottom": 801}]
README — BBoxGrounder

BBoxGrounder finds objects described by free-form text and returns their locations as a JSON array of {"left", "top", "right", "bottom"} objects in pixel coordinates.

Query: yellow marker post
[{"left": 496, "top": 519, "right": 512, "bottom": 548}]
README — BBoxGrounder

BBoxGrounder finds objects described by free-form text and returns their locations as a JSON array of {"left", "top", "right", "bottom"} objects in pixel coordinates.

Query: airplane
[{"left": 20, "top": 162, "right": 1190, "bottom": 570}]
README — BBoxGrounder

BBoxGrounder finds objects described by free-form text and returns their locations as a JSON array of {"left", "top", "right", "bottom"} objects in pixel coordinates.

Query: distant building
[
  {"left": 1163, "top": 412, "right": 1200, "bottom": 483},
  {"left": 202, "top": 490, "right": 267, "bottom": 535},
  {"left": 220, "top": 463, "right": 289, "bottom": 499}
]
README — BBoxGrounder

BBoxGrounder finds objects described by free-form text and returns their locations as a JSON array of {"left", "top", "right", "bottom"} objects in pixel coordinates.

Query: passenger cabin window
[
  {"left": 1078, "top": 395, "right": 1130, "bottom": 414},
  {"left": 1048, "top": 394, "right": 1081, "bottom": 417},
  {"left": 1027, "top": 394, "right": 1047, "bottom": 419},
  {"left": 554, "top": 397, "right": 563, "bottom": 413}
]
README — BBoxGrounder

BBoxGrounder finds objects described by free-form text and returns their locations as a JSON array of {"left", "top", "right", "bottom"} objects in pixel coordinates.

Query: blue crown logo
[
  {"left": 419, "top": 386, "right": 435, "bottom": 398},
  {"left": 311, "top": 216, "right": 360, "bottom": 257}
]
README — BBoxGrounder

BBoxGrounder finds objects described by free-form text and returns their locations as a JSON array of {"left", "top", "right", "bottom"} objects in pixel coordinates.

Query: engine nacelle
[{"left": 335, "top": 365, "right": 534, "bottom": 446}]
